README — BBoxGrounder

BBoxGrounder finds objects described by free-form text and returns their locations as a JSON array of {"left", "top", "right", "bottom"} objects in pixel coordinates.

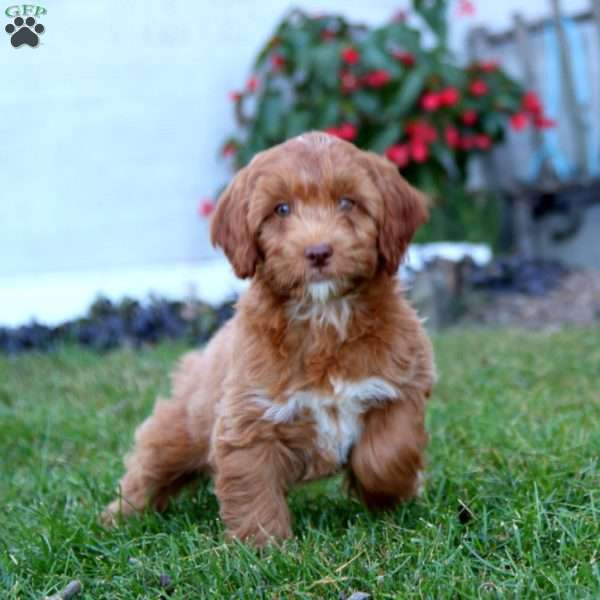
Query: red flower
[
  {"left": 404, "top": 123, "right": 434, "bottom": 162},
  {"left": 392, "top": 9, "right": 407, "bottom": 22},
  {"left": 461, "top": 110, "right": 478, "bottom": 126},
  {"left": 534, "top": 115, "right": 556, "bottom": 129},
  {"left": 445, "top": 126, "right": 461, "bottom": 149},
  {"left": 410, "top": 139, "right": 429, "bottom": 163},
  {"left": 479, "top": 61, "right": 499, "bottom": 73},
  {"left": 519, "top": 92, "right": 555, "bottom": 129},
  {"left": 198, "top": 199, "right": 215, "bottom": 218},
  {"left": 457, "top": 0, "right": 476, "bottom": 17},
  {"left": 439, "top": 87, "right": 460, "bottom": 107},
  {"left": 522, "top": 91, "right": 542, "bottom": 116},
  {"left": 222, "top": 142, "right": 236, "bottom": 157},
  {"left": 364, "top": 69, "right": 391, "bottom": 88},
  {"left": 510, "top": 112, "right": 529, "bottom": 131},
  {"left": 392, "top": 50, "right": 415, "bottom": 67},
  {"left": 469, "top": 79, "right": 488, "bottom": 97},
  {"left": 475, "top": 134, "right": 492, "bottom": 150},
  {"left": 407, "top": 121, "right": 438, "bottom": 143},
  {"left": 321, "top": 29, "right": 336, "bottom": 41},
  {"left": 325, "top": 123, "right": 358, "bottom": 141},
  {"left": 337, "top": 122, "right": 358, "bottom": 141},
  {"left": 341, "top": 47, "right": 360, "bottom": 65},
  {"left": 228, "top": 90, "right": 242, "bottom": 102},
  {"left": 420, "top": 92, "right": 440, "bottom": 112},
  {"left": 271, "top": 53, "right": 285, "bottom": 71},
  {"left": 385, "top": 144, "right": 410, "bottom": 168},
  {"left": 246, "top": 76, "right": 259, "bottom": 92},
  {"left": 460, "top": 136, "right": 476, "bottom": 151},
  {"left": 341, "top": 71, "right": 360, "bottom": 93}
]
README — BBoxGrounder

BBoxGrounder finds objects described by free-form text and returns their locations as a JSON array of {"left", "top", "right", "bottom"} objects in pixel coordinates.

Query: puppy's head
[{"left": 211, "top": 132, "right": 428, "bottom": 299}]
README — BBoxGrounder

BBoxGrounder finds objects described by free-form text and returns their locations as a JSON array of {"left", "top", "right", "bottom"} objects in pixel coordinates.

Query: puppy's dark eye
[
  {"left": 275, "top": 202, "right": 291, "bottom": 217},
  {"left": 338, "top": 197, "right": 355, "bottom": 212}
]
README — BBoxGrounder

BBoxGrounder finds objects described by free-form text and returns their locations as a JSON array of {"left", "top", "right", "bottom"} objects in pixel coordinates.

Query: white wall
[
  {"left": 0, "top": 0, "right": 407, "bottom": 279},
  {"left": 0, "top": 0, "right": 589, "bottom": 324}
]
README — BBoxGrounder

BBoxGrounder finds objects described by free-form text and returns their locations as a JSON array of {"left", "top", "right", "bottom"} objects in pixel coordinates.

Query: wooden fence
[{"left": 467, "top": 0, "right": 600, "bottom": 262}]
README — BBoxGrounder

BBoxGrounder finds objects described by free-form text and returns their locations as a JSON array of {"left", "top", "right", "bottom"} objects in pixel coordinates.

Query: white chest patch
[{"left": 258, "top": 377, "right": 398, "bottom": 464}]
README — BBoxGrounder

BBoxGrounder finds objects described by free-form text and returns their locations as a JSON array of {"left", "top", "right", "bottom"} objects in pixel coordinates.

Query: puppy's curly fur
[{"left": 102, "top": 132, "right": 436, "bottom": 545}]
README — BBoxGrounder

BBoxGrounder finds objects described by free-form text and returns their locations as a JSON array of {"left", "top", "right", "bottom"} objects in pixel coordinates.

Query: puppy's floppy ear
[
  {"left": 210, "top": 167, "right": 258, "bottom": 279},
  {"left": 365, "top": 152, "right": 429, "bottom": 275}
]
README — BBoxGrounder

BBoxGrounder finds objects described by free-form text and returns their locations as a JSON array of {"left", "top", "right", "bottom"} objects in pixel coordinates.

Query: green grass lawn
[{"left": 1, "top": 328, "right": 599, "bottom": 599}]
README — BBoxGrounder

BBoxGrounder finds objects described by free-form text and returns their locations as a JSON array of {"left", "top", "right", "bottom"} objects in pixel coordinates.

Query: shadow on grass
[
  {"left": 289, "top": 476, "right": 430, "bottom": 540},
  {"left": 93, "top": 471, "right": 437, "bottom": 547}
]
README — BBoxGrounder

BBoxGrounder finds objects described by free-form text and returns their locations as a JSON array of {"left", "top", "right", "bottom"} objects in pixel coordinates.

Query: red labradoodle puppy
[{"left": 102, "top": 131, "right": 436, "bottom": 545}]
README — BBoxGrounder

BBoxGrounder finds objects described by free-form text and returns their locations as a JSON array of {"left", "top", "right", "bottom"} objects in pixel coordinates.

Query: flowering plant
[{"left": 216, "top": 0, "right": 552, "bottom": 242}]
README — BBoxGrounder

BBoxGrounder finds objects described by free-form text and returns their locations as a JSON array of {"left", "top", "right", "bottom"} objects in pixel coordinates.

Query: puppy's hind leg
[{"left": 102, "top": 397, "right": 208, "bottom": 525}]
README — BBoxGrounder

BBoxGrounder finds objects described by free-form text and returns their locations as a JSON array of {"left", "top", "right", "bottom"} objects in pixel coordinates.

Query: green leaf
[
  {"left": 352, "top": 91, "right": 381, "bottom": 119},
  {"left": 429, "top": 140, "right": 450, "bottom": 166},
  {"left": 359, "top": 40, "right": 402, "bottom": 76},
  {"left": 286, "top": 111, "right": 312, "bottom": 138},
  {"left": 380, "top": 22, "right": 422, "bottom": 54},
  {"left": 413, "top": 0, "right": 449, "bottom": 49},
  {"left": 414, "top": 162, "right": 443, "bottom": 197},
  {"left": 482, "top": 112, "right": 505, "bottom": 137},
  {"left": 310, "top": 43, "right": 342, "bottom": 89},
  {"left": 236, "top": 145, "right": 255, "bottom": 168},
  {"left": 314, "top": 98, "right": 341, "bottom": 129},
  {"left": 255, "top": 92, "right": 286, "bottom": 141},
  {"left": 441, "top": 64, "right": 467, "bottom": 88},
  {"left": 368, "top": 124, "right": 403, "bottom": 153},
  {"left": 284, "top": 27, "right": 313, "bottom": 74},
  {"left": 495, "top": 92, "right": 521, "bottom": 113},
  {"left": 387, "top": 65, "right": 429, "bottom": 119}
]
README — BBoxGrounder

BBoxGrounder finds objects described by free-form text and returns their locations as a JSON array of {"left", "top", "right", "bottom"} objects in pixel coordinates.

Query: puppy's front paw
[
  {"left": 415, "top": 469, "right": 425, "bottom": 497},
  {"left": 226, "top": 522, "right": 293, "bottom": 548},
  {"left": 100, "top": 499, "right": 138, "bottom": 528},
  {"left": 100, "top": 501, "right": 121, "bottom": 528}
]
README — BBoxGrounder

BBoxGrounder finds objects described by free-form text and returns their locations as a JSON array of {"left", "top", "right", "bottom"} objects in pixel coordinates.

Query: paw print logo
[{"left": 5, "top": 16, "right": 45, "bottom": 48}]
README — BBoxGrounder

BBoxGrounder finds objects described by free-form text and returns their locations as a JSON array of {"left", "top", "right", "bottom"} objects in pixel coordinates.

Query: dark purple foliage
[{"left": 0, "top": 296, "right": 236, "bottom": 356}]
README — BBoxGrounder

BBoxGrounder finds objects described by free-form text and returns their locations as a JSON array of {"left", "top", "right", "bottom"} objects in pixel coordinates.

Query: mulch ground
[{"left": 467, "top": 270, "right": 600, "bottom": 330}]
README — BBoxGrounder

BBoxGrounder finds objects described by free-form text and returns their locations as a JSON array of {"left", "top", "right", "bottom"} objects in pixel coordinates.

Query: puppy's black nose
[{"left": 304, "top": 244, "right": 333, "bottom": 267}]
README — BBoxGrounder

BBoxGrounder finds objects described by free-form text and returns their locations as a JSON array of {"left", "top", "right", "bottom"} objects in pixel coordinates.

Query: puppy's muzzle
[{"left": 304, "top": 244, "right": 333, "bottom": 268}]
